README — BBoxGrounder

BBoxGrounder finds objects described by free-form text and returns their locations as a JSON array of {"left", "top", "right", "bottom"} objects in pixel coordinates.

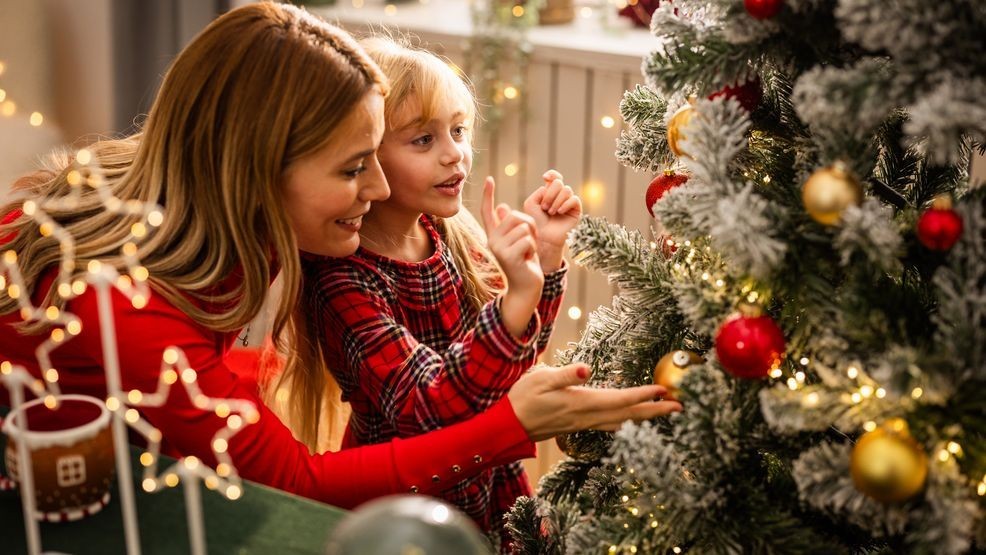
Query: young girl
[{"left": 290, "top": 36, "right": 583, "bottom": 545}]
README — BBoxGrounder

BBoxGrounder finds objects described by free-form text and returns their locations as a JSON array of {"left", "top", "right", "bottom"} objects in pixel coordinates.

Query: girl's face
[
  {"left": 282, "top": 92, "right": 389, "bottom": 257},
  {"left": 375, "top": 95, "right": 473, "bottom": 219}
]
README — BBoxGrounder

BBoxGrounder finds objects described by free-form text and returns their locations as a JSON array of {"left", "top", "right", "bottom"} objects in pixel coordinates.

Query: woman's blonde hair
[
  {"left": 0, "top": 3, "right": 386, "bottom": 448},
  {"left": 362, "top": 35, "right": 503, "bottom": 311}
]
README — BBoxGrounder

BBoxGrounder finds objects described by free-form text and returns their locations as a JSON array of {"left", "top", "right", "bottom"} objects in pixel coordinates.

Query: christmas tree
[{"left": 506, "top": 0, "right": 985, "bottom": 553}]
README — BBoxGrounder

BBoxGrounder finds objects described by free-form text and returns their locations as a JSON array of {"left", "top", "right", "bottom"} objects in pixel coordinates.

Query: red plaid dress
[{"left": 305, "top": 215, "right": 566, "bottom": 540}]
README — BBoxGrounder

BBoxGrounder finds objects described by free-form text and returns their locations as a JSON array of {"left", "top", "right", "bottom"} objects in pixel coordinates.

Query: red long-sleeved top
[{"left": 0, "top": 267, "right": 536, "bottom": 510}]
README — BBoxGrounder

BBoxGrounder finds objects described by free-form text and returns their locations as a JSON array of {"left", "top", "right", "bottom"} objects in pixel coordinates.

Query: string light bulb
[{"left": 582, "top": 180, "right": 605, "bottom": 210}]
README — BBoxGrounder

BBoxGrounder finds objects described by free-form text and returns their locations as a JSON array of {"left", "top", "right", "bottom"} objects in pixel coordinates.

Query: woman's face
[{"left": 282, "top": 92, "right": 389, "bottom": 257}]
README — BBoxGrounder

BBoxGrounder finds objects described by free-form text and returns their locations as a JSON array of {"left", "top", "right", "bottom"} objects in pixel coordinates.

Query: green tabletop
[{"left": 0, "top": 433, "right": 348, "bottom": 554}]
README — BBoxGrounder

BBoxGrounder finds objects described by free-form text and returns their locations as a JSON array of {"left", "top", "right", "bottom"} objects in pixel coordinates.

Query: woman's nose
[{"left": 360, "top": 159, "right": 390, "bottom": 202}]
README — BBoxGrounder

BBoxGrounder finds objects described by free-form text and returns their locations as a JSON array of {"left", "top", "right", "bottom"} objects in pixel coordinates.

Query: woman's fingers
[
  {"left": 589, "top": 401, "right": 684, "bottom": 431},
  {"left": 580, "top": 384, "right": 668, "bottom": 411},
  {"left": 508, "top": 364, "right": 682, "bottom": 441},
  {"left": 533, "top": 363, "right": 590, "bottom": 392}
]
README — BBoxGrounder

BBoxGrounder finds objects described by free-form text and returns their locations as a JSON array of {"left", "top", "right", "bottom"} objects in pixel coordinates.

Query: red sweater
[{"left": 0, "top": 269, "right": 536, "bottom": 509}]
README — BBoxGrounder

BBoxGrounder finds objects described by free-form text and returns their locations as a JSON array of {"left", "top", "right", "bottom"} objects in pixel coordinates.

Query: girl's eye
[
  {"left": 343, "top": 165, "right": 367, "bottom": 178},
  {"left": 453, "top": 126, "right": 467, "bottom": 138},
  {"left": 411, "top": 134, "right": 433, "bottom": 146}
]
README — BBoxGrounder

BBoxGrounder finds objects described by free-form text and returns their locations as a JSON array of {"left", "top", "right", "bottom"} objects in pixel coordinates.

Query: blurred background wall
[{"left": 0, "top": 0, "right": 227, "bottom": 194}]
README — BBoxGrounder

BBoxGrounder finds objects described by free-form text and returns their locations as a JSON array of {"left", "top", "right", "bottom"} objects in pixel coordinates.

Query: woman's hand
[{"left": 507, "top": 363, "right": 682, "bottom": 442}]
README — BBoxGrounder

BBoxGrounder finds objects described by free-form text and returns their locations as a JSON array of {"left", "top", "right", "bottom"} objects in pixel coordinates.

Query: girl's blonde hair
[
  {"left": 0, "top": 3, "right": 386, "bottom": 448},
  {"left": 362, "top": 35, "right": 504, "bottom": 311}
]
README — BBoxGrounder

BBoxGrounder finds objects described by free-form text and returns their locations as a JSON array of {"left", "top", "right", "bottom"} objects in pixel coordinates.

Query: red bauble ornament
[
  {"left": 646, "top": 170, "right": 689, "bottom": 217},
  {"left": 618, "top": 0, "right": 664, "bottom": 28},
  {"left": 744, "top": 0, "right": 783, "bottom": 19},
  {"left": 715, "top": 306, "right": 786, "bottom": 379},
  {"left": 709, "top": 78, "right": 762, "bottom": 112},
  {"left": 916, "top": 197, "right": 963, "bottom": 251}
]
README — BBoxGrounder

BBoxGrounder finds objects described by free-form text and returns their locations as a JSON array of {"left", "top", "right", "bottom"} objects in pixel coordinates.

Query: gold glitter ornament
[
  {"left": 802, "top": 162, "right": 863, "bottom": 225},
  {"left": 667, "top": 103, "right": 696, "bottom": 158},
  {"left": 850, "top": 418, "right": 928, "bottom": 503},
  {"left": 652, "top": 350, "right": 703, "bottom": 400}
]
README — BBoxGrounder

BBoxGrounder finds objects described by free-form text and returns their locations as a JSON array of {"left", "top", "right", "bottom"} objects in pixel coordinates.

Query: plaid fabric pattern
[{"left": 306, "top": 215, "right": 566, "bottom": 536}]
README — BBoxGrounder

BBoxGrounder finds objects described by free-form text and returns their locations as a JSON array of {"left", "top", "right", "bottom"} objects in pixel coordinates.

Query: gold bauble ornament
[
  {"left": 652, "top": 350, "right": 703, "bottom": 400},
  {"left": 850, "top": 418, "right": 928, "bottom": 503},
  {"left": 667, "top": 104, "right": 696, "bottom": 158},
  {"left": 802, "top": 162, "right": 863, "bottom": 225}
]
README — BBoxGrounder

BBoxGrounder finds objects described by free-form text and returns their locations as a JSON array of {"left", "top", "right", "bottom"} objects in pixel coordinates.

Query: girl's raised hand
[
  {"left": 481, "top": 176, "right": 544, "bottom": 337},
  {"left": 522, "top": 169, "right": 582, "bottom": 272}
]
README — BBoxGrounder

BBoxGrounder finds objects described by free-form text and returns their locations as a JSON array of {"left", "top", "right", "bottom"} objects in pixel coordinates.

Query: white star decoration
[
  {"left": 1, "top": 148, "right": 163, "bottom": 401},
  {"left": 1, "top": 146, "right": 236, "bottom": 555},
  {"left": 120, "top": 345, "right": 260, "bottom": 499}
]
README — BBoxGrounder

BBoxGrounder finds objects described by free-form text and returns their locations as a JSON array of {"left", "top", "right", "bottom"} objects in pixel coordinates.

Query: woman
[{"left": 0, "top": 3, "right": 680, "bottom": 509}]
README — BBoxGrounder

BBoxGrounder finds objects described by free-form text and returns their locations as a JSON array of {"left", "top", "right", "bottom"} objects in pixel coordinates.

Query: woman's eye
[
  {"left": 411, "top": 134, "right": 433, "bottom": 146},
  {"left": 343, "top": 165, "right": 367, "bottom": 178}
]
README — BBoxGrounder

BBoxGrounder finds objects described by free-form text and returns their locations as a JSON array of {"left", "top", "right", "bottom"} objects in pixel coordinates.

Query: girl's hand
[
  {"left": 523, "top": 170, "right": 582, "bottom": 272},
  {"left": 508, "top": 363, "right": 683, "bottom": 442},
  {"left": 481, "top": 176, "right": 544, "bottom": 337}
]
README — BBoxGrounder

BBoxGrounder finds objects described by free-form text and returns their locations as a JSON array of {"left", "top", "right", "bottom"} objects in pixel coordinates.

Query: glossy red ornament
[
  {"left": 709, "top": 78, "right": 762, "bottom": 112},
  {"left": 646, "top": 170, "right": 689, "bottom": 217},
  {"left": 916, "top": 198, "right": 963, "bottom": 251},
  {"left": 617, "top": 0, "right": 664, "bottom": 28},
  {"left": 715, "top": 308, "right": 786, "bottom": 379},
  {"left": 744, "top": 0, "right": 783, "bottom": 19}
]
